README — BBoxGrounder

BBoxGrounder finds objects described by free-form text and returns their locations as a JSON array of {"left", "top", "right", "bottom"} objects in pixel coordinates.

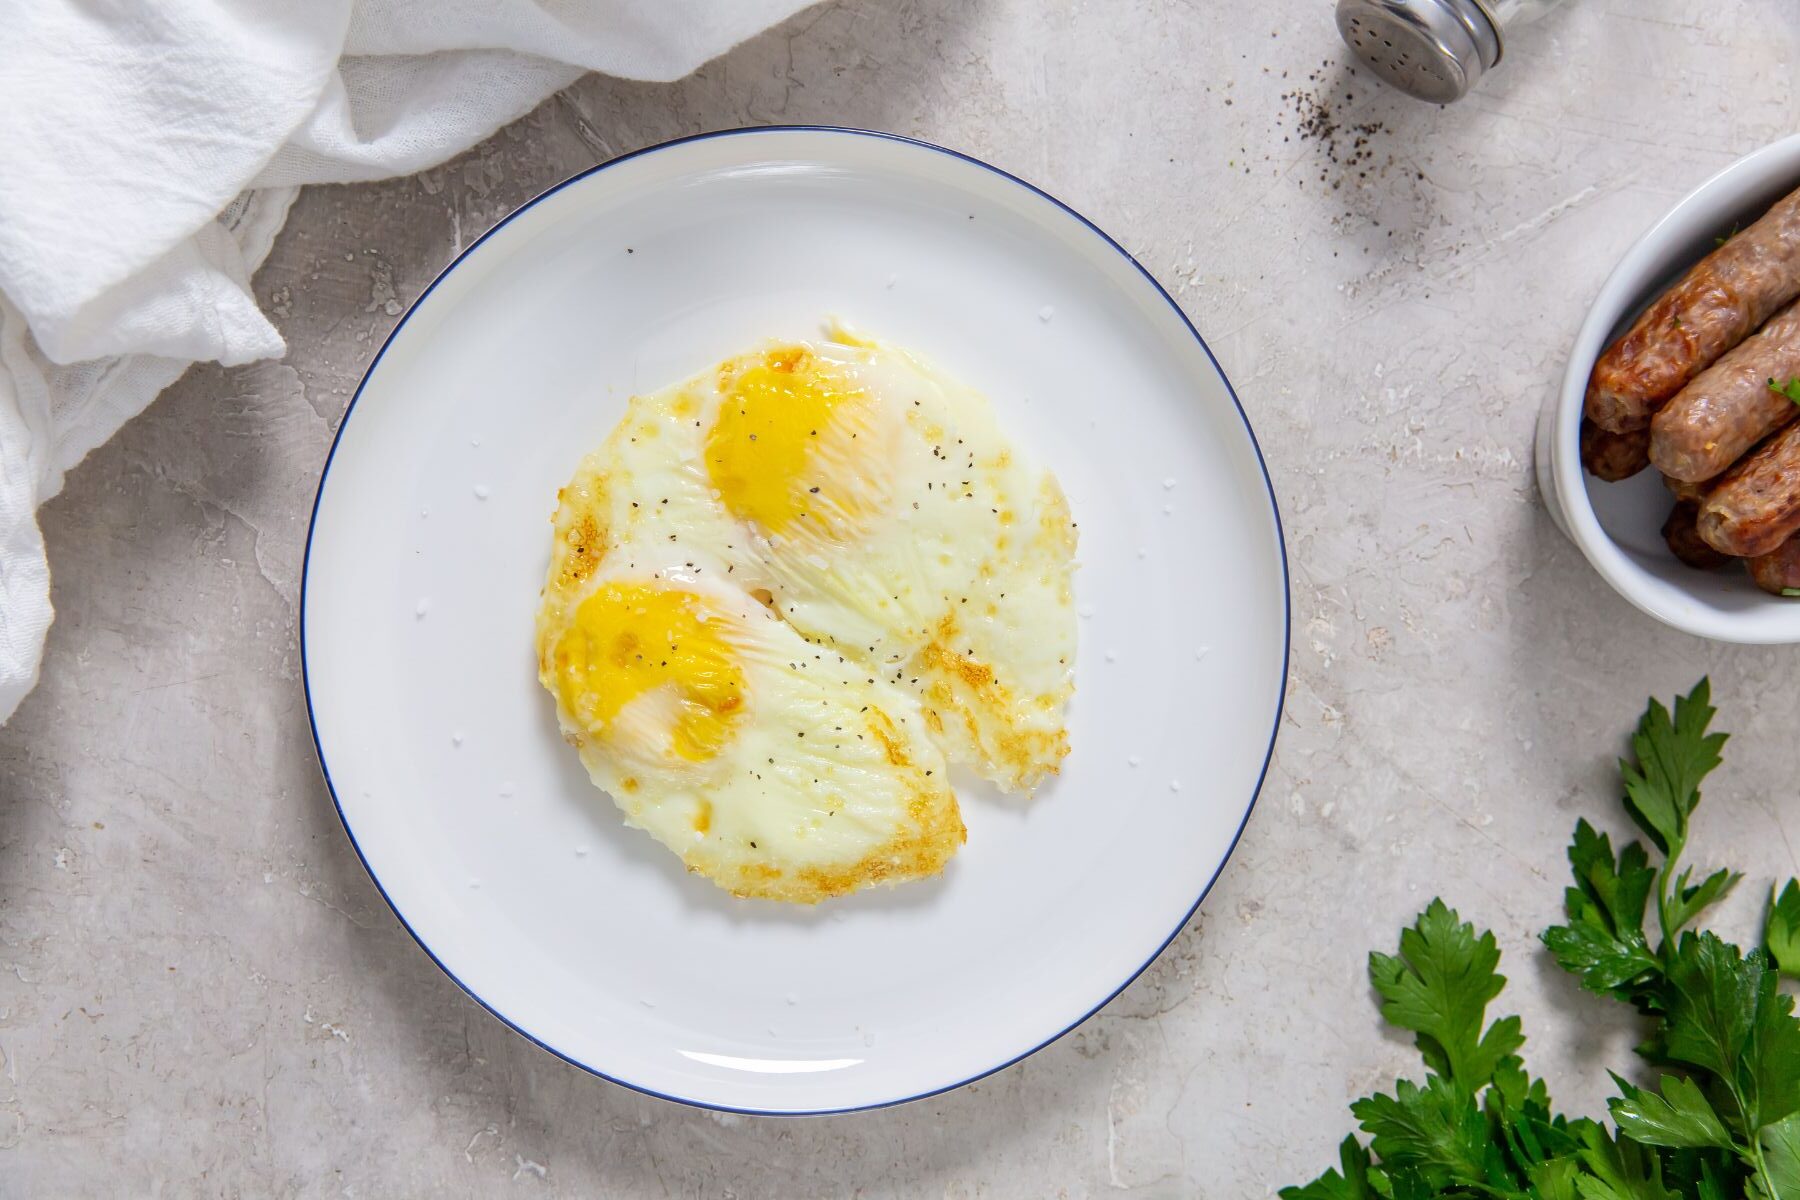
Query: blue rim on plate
[{"left": 299, "top": 125, "right": 1291, "bottom": 1116}]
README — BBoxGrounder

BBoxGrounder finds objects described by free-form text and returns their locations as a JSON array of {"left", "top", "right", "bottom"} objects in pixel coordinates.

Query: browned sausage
[
  {"left": 1748, "top": 536, "right": 1800, "bottom": 594},
  {"left": 1663, "top": 500, "right": 1733, "bottom": 570},
  {"left": 1697, "top": 421, "right": 1800, "bottom": 556},
  {"left": 1581, "top": 419, "right": 1650, "bottom": 481},
  {"left": 1663, "top": 472, "right": 1711, "bottom": 504},
  {"left": 1586, "top": 184, "right": 1800, "bottom": 433},
  {"left": 1650, "top": 298, "right": 1800, "bottom": 480}
]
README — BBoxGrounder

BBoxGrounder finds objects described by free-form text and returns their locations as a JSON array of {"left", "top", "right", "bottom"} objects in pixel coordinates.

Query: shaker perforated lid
[{"left": 1335, "top": 0, "right": 1502, "bottom": 104}]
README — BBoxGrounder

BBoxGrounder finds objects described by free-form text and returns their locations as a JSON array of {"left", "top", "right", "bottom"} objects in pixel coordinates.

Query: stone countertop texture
[{"left": 5, "top": 1, "right": 1800, "bottom": 1195}]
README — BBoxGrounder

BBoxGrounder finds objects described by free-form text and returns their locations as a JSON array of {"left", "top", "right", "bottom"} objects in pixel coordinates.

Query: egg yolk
[
  {"left": 552, "top": 583, "right": 745, "bottom": 761},
  {"left": 704, "top": 347, "right": 866, "bottom": 536}
]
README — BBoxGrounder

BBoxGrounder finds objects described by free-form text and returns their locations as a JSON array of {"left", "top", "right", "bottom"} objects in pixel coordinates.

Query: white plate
[{"left": 302, "top": 127, "right": 1288, "bottom": 1113}]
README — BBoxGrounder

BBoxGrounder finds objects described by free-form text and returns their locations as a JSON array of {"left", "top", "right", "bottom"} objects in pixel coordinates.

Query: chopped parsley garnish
[{"left": 1771, "top": 377, "right": 1800, "bottom": 406}]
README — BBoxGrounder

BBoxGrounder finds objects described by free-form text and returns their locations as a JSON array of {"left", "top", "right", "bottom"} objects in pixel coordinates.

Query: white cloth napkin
[{"left": 0, "top": 0, "right": 812, "bottom": 724}]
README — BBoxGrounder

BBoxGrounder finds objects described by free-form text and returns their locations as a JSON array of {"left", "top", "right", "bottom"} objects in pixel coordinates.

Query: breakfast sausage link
[
  {"left": 1662, "top": 472, "right": 1711, "bottom": 504},
  {"left": 1587, "top": 183, "right": 1800, "bottom": 433},
  {"left": 1697, "top": 420, "right": 1800, "bottom": 557},
  {"left": 1650, "top": 297, "right": 1800, "bottom": 481},
  {"left": 1581, "top": 419, "right": 1650, "bottom": 481},
  {"left": 1663, "top": 500, "right": 1733, "bottom": 570},
  {"left": 1748, "top": 535, "right": 1800, "bottom": 594}
]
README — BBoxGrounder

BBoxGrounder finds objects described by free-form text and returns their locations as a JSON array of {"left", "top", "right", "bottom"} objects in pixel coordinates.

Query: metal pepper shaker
[{"left": 1335, "top": 0, "right": 1567, "bottom": 104}]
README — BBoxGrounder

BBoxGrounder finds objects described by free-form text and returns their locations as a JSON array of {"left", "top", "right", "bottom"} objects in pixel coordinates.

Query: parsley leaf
[
  {"left": 1278, "top": 1135, "right": 1375, "bottom": 1200},
  {"left": 1619, "top": 677, "right": 1725, "bottom": 858},
  {"left": 1530, "top": 1155, "right": 1585, "bottom": 1200},
  {"left": 1543, "top": 820, "right": 1661, "bottom": 998},
  {"left": 1658, "top": 933, "right": 1761, "bottom": 1094},
  {"left": 1666, "top": 864, "right": 1743, "bottom": 936},
  {"left": 1746, "top": 972, "right": 1800, "bottom": 1132},
  {"left": 1380, "top": 1164, "right": 1434, "bottom": 1200},
  {"left": 1542, "top": 917, "right": 1659, "bottom": 998},
  {"left": 1770, "top": 377, "right": 1800, "bottom": 407},
  {"left": 1691, "top": 1154, "right": 1735, "bottom": 1200},
  {"left": 1351, "top": 1076, "right": 1500, "bottom": 1191},
  {"left": 1657, "top": 932, "right": 1800, "bottom": 1140},
  {"left": 1488, "top": 1053, "right": 1550, "bottom": 1116},
  {"left": 1608, "top": 1073, "right": 1735, "bottom": 1151},
  {"left": 1769, "top": 880, "right": 1800, "bottom": 978},
  {"left": 1370, "top": 899, "right": 1524, "bottom": 1088},
  {"left": 1486, "top": 1055, "right": 1589, "bottom": 1175},
  {"left": 1759, "top": 1112, "right": 1800, "bottom": 1198},
  {"left": 1574, "top": 1124, "right": 1681, "bottom": 1200}
]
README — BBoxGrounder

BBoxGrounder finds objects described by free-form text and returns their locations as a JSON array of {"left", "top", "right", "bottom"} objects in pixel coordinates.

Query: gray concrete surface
[{"left": 5, "top": 0, "right": 1800, "bottom": 1195}]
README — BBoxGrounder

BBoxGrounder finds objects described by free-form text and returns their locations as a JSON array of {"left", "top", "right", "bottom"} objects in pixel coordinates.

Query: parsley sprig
[{"left": 1282, "top": 680, "right": 1800, "bottom": 1200}]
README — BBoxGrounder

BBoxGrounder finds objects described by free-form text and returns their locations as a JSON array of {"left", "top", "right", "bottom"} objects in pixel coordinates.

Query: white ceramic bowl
[{"left": 1537, "top": 133, "right": 1800, "bottom": 643}]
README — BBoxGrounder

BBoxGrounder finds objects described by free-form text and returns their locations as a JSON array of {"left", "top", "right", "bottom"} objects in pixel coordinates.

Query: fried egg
[
  {"left": 536, "top": 557, "right": 964, "bottom": 904},
  {"left": 536, "top": 323, "right": 1076, "bottom": 902}
]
